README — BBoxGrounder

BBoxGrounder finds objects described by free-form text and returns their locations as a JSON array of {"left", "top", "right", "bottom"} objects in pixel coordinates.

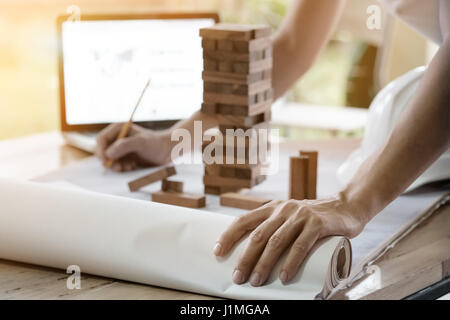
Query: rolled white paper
[{"left": 0, "top": 179, "right": 343, "bottom": 299}]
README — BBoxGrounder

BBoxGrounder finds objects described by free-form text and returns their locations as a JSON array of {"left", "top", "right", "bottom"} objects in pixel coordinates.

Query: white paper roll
[{"left": 0, "top": 179, "right": 345, "bottom": 299}]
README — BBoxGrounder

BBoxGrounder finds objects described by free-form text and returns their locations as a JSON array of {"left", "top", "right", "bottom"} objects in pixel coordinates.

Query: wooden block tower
[{"left": 199, "top": 24, "right": 273, "bottom": 195}]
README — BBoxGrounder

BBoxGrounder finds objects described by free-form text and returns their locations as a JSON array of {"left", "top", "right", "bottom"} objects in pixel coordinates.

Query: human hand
[
  {"left": 213, "top": 195, "right": 367, "bottom": 286},
  {"left": 96, "top": 123, "right": 172, "bottom": 172}
]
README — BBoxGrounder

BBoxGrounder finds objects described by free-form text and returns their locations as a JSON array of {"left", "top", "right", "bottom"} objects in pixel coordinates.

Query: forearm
[
  {"left": 343, "top": 37, "right": 450, "bottom": 223},
  {"left": 272, "top": 0, "right": 346, "bottom": 99}
]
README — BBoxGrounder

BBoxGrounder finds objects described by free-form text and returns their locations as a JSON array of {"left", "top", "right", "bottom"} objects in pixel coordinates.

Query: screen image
[{"left": 61, "top": 18, "right": 215, "bottom": 125}]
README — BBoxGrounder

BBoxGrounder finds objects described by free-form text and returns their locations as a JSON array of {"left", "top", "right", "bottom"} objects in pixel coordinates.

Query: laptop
[{"left": 57, "top": 13, "right": 219, "bottom": 153}]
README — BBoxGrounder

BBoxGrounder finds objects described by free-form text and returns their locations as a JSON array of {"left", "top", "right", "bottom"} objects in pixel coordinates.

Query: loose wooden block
[
  {"left": 299, "top": 150, "right": 318, "bottom": 199},
  {"left": 220, "top": 192, "right": 271, "bottom": 210},
  {"left": 128, "top": 166, "right": 176, "bottom": 192},
  {"left": 200, "top": 24, "right": 271, "bottom": 41},
  {"left": 161, "top": 179, "right": 184, "bottom": 193},
  {"left": 151, "top": 191, "right": 205, "bottom": 208},
  {"left": 289, "top": 156, "right": 308, "bottom": 200}
]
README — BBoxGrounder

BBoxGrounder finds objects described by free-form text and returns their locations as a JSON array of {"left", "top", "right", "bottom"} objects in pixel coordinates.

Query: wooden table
[{"left": 0, "top": 132, "right": 448, "bottom": 300}]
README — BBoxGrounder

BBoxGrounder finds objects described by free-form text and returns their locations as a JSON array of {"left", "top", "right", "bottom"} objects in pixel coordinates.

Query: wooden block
[
  {"left": 201, "top": 100, "right": 272, "bottom": 117},
  {"left": 204, "top": 91, "right": 256, "bottom": 105},
  {"left": 204, "top": 88, "right": 273, "bottom": 106},
  {"left": 218, "top": 121, "right": 270, "bottom": 134},
  {"left": 203, "top": 58, "right": 217, "bottom": 71},
  {"left": 289, "top": 156, "right": 308, "bottom": 200},
  {"left": 232, "top": 58, "right": 272, "bottom": 74},
  {"left": 203, "top": 80, "right": 271, "bottom": 96},
  {"left": 215, "top": 110, "right": 272, "bottom": 127},
  {"left": 218, "top": 61, "right": 233, "bottom": 72},
  {"left": 204, "top": 164, "right": 262, "bottom": 180},
  {"left": 128, "top": 166, "right": 176, "bottom": 192},
  {"left": 161, "top": 179, "right": 184, "bottom": 193},
  {"left": 262, "top": 69, "right": 272, "bottom": 80},
  {"left": 203, "top": 49, "right": 264, "bottom": 62},
  {"left": 202, "top": 70, "right": 269, "bottom": 85},
  {"left": 233, "top": 38, "right": 271, "bottom": 53},
  {"left": 299, "top": 150, "right": 318, "bottom": 199},
  {"left": 200, "top": 103, "right": 217, "bottom": 114},
  {"left": 220, "top": 192, "right": 271, "bottom": 210},
  {"left": 203, "top": 175, "right": 265, "bottom": 188},
  {"left": 204, "top": 185, "right": 242, "bottom": 195},
  {"left": 151, "top": 191, "right": 205, "bottom": 208},
  {"left": 202, "top": 39, "right": 216, "bottom": 50},
  {"left": 263, "top": 47, "right": 272, "bottom": 59},
  {"left": 200, "top": 24, "right": 271, "bottom": 41},
  {"left": 217, "top": 39, "right": 234, "bottom": 51}
]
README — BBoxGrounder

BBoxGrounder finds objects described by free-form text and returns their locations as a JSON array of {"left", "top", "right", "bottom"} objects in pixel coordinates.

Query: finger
[
  {"left": 111, "top": 161, "right": 123, "bottom": 172},
  {"left": 105, "top": 135, "right": 142, "bottom": 161},
  {"left": 249, "top": 217, "right": 305, "bottom": 286},
  {"left": 214, "top": 204, "right": 276, "bottom": 257},
  {"left": 232, "top": 215, "right": 286, "bottom": 284},
  {"left": 280, "top": 223, "right": 320, "bottom": 284},
  {"left": 96, "top": 123, "right": 123, "bottom": 160},
  {"left": 122, "top": 158, "right": 136, "bottom": 172}
]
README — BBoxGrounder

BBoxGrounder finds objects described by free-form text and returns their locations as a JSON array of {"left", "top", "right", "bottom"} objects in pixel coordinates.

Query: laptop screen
[{"left": 61, "top": 17, "right": 215, "bottom": 126}]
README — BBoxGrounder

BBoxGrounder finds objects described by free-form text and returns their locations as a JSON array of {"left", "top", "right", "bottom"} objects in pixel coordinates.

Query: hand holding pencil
[{"left": 103, "top": 79, "right": 151, "bottom": 170}]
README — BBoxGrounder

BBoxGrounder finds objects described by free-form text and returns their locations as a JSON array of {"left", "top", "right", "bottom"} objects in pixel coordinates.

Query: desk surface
[{"left": 0, "top": 132, "right": 448, "bottom": 300}]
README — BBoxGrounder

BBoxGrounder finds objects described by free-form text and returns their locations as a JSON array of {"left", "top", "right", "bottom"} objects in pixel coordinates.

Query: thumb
[{"left": 105, "top": 136, "right": 141, "bottom": 160}]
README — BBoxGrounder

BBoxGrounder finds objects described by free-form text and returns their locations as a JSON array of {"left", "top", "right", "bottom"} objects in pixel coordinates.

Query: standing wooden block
[
  {"left": 289, "top": 156, "right": 308, "bottom": 200},
  {"left": 128, "top": 166, "right": 176, "bottom": 192},
  {"left": 300, "top": 150, "right": 318, "bottom": 199},
  {"left": 151, "top": 191, "right": 206, "bottom": 208},
  {"left": 161, "top": 179, "right": 184, "bottom": 193},
  {"left": 220, "top": 192, "right": 271, "bottom": 210}
]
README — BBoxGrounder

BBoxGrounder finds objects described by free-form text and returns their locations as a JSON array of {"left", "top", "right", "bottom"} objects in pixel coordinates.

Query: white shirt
[{"left": 380, "top": 0, "right": 443, "bottom": 44}]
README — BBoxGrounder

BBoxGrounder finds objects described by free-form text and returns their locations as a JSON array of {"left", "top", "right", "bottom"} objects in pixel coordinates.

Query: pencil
[{"left": 105, "top": 79, "right": 151, "bottom": 169}]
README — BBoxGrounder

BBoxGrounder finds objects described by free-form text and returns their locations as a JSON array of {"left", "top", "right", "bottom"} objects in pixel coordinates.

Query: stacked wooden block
[
  {"left": 199, "top": 24, "right": 273, "bottom": 195},
  {"left": 289, "top": 151, "right": 318, "bottom": 200}
]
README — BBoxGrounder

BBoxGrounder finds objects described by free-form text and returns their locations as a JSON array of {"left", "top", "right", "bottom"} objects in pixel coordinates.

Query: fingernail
[
  {"left": 250, "top": 272, "right": 261, "bottom": 287},
  {"left": 213, "top": 243, "right": 222, "bottom": 256},
  {"left": 280, "top": 270, "right": 288, "bottom": 284},
  {"left": 232, "top": 269, "right": 244, "bottom": 284}
]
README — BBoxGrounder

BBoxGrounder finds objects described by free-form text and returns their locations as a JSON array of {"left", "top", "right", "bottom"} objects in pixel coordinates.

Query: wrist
[{"left": 337, "top": 185, "right": 373, "bottom": 226}]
